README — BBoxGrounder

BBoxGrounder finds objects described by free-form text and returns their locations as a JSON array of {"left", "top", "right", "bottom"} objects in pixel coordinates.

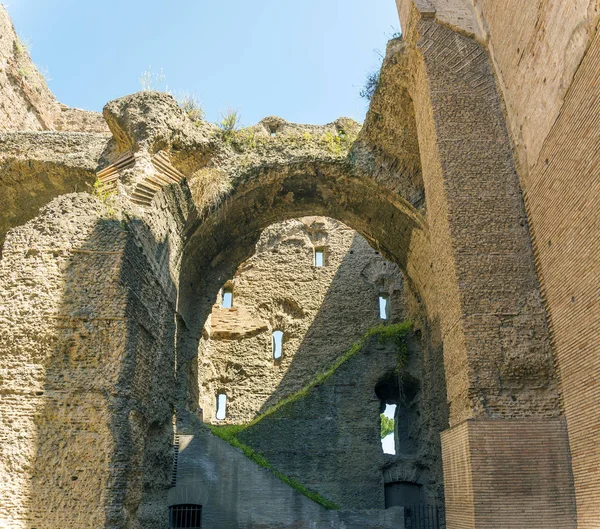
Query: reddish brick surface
[
  {"left": 443, "top": 419, "right": 577, "bottom": 529},
  {"left": 521, "top": 30, "right": 600, "bottom": 529}
]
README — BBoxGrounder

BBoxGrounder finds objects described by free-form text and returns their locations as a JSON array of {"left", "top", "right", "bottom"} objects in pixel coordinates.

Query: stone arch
[
  {"left": 174, "top": 158, "right": 435, "bottom": 415},
  {"left": 0, "top": 2, "right": 581, "bottom": 527},
  {"left": 177, "top": 159, "right": 432, "bottom": 333}
]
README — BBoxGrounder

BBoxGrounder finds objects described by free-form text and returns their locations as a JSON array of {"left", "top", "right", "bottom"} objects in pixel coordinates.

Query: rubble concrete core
[{"left": 3, "top": 0, "right": 600, "bottom": 527}]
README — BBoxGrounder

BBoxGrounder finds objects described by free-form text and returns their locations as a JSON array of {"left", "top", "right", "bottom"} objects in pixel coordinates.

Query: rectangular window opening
[
  {"left": 216, "top": 393, "right": 227, "bottom": 420},
  {"left": 381, "top": 403, "right": 397, "bottom": 455},
  {"left": 221, "top": 288, "right": 233, "bottom": 309},
  {"left": 379, "top": 294, "right": 390, "bottom": 320},
  {"left": 272, "top": 330, "right": 283, "bottom": 361},
  {"left": 314, "top": 248, "right": 324, "bottom": 267}
]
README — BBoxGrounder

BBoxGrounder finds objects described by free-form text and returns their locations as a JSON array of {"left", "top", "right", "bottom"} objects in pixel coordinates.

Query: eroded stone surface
[
  {"left": 0, "top": 5, "right": 108, "bottom": 134},
  {"left": 199, "top": 217, "right": 407, "bottom": 423},
  {"left": 1, "top": 1, "right": 595, "bottom": 527}
]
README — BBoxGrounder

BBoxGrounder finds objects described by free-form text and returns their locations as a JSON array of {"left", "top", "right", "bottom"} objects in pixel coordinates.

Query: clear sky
[{"left": 5, "top": 0, "right": 400, "bottom": 126}]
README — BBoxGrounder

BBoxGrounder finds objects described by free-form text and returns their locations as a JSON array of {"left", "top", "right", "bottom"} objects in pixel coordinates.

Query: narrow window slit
[
  {"left": 381, "top": 403, "right": 397, "bottom": 455},
  {"left": 216, "top": 393, "right": 227, "bottom": 420},
  {"left": 314, "top": 248, "right": 324, "bottom": 267},
  {"left": 221, "top": 287, "right": 233, "bottom": 308},
  {"left": 379, "top": 294, "right": 390, "bottom": 320},
  {"left": 272, "top": 330, "right": 283, "bottom": 361}
]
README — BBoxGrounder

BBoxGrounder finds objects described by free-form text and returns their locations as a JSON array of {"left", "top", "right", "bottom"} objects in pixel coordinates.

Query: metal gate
[
  {"left": 168, "top": 504, "right": 202, "bottom": 529},
  {"left": 404, "top": 504, "right": 444, "bottom": 529}
]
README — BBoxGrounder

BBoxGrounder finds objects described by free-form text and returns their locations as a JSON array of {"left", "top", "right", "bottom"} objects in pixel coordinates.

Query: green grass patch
[
  {"left": 209, "top": 320, "right": 412, "bottom": 509},
  {"left": 321, "top": 129, "right": 358, "bottom": 155}
]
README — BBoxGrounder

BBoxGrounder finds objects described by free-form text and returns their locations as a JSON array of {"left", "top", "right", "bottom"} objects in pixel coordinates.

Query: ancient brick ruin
[{"left": 1, "top": 1, "right": 599, "bottom": 528}]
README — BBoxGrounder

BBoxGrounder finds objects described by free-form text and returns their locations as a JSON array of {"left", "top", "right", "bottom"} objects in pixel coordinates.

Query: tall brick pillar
[{"left": 398, "top": 5, "right": 578, "bottom": 527}]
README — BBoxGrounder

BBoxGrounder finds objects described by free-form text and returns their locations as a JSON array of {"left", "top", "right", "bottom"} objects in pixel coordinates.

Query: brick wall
[
  {"left": 443, "top": 419, "right": 577, "bottom": 529},
  {"left": 519, "top": 29, "right": 600, "bottom": 529},
  {"left": 0, "top": 186, "right": 190, "bottom": 528}
]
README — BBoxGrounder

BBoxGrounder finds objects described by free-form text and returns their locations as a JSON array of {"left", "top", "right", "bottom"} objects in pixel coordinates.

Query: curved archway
[{"left": 178, "top": 159, "right": 432, "bottom": 334}]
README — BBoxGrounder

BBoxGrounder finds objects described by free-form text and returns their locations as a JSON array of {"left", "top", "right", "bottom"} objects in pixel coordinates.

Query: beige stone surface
[
  {"left": 0, "top": 131, "right": 112, "bottom": 250},
  {"left": 199, "top": 217, "right": 406, "bottom": 423},
  {"left": 3, "top": 1, "right": 600, "bottom": 527},
  {"left": 472, "top": 0, "right": 600, "bottom": 175},
  {"left": 0, "top": 6, "right": 57, "bottom": 131}
]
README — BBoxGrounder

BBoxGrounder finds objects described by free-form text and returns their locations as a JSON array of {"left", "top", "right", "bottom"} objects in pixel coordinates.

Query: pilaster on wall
[
  {"left": 409, "top": 13, "right": 558, "bottom": 425},
  {"left": 396, "top": 3, "right": 577, "bottom": 527}
]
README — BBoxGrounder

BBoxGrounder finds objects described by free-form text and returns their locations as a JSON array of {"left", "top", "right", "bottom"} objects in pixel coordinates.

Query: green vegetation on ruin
[
  {"left": 218, "top": 108, "right": 242, "bottom": 141},
  {"left": 92, "top": 180, "right": 119, "bottom": 219},
  {"left": 209, "top": 320, "right": 412, "bottom": 509},
  {"left": 208, "top": 424, "right": 340, "bottom": 510},
  {"left": 380, "top": 414, "right": 395, "bottom": 439},
  {"left": 219, "top": 125, "right": 358, "bottom": 157}
]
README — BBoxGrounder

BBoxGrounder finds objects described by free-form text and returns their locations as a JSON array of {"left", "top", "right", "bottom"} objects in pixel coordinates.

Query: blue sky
[{"left": 5, "top": 0, "right": 400, "bottom": 125}]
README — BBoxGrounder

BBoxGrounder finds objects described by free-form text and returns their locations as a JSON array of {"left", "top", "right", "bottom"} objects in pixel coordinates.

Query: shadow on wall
[
  {"left": 257, "top": 233, "right": 406, "bottom": 412},
  {"left": 237, "top": 233, "right": 447, "bottom": 510},
  {"left": 16, "top": 196, "right": 179, "bottom": 528},
  {"left": 192, "top": 226, "right": 449, "bottom": 510}
]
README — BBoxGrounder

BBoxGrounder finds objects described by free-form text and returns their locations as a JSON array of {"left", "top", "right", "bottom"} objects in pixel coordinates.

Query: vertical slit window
[
  {"left": 381, "top": 403, "right": 397, "bottom": 455},
  {"left": 216, "top": 393, "right": 227, "bottom": 420},
  {"left": 272, "top": 330, "right": 283, "bottom": 361},
  {"left": 221, "top": 288, "right": 233, "bottom": 308},
  {"left": 314, "top": 248, "right": 324, "bottom": 267},
  {"left": 379, "top": 294, "right": 390, "bottom": 320}
]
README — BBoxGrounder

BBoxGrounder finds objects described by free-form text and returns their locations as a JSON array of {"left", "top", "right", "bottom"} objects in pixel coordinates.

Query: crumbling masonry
[{"left": 1, "top": 1, "right": 600, "bottom": 528}]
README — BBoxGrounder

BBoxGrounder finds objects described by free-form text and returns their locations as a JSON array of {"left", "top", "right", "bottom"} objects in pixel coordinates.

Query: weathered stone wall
[
  {"left": 0, "top": 131, "right": 112, "bottom": 251},
  {"left": 166, "top": 424, "right": 406, "bottom": 529},
  {"left": 0, "top": 194, "right": 119, "bottom": 528},
  {"left": 199, "top": 217, "right": 407, "bottom": 423},
  {"left": 3, "top": 0, "right": 598, "bottom": 525},
  {"left": 197, "top": 216, "right": 446, "bottom": 511},
  {"left": 0, "top": 6, "right": 58, "bottom": 131},
  {"left": 238, "top": 332, "right": 445, "bottom": 510},
  {"left": 0, "top": 185, "right": 192, "bottom": 528}
]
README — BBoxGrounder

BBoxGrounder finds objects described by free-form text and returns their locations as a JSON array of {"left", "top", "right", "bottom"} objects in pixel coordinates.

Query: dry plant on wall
[
  {"left": 359, "top": 27, "right": 401, "bottom": 101},
  {"left": 189, "top": 167, "right": 232, "bottom": 217},
  {"left": 177, "top": 92, "right": 205, "bottom": 123},
  {"left": 139, "top": 66, "right": 167, "bottom": 92},
  {"left": 14, "top": 35, "right": 31, "bottom": 57}
]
